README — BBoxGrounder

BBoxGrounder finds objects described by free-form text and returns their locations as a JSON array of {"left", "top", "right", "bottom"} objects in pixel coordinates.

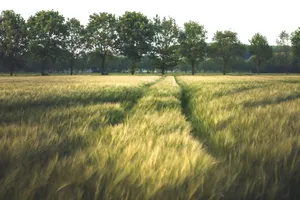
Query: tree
[
  {"left": 117, "top": 11, "right": 154, "bottom": 75},
  {"left": 201, "top": 58, "right": 223, "bottom": 73},
  {"left": 249, "top": 33, "right": 273, "bottom": 74},
  {"left": 291, "top": 28, "right": 300, "bottom": 68},
  {"left": 210, "top": 30, "right": 245, "bottom": 75},
  {"left": 65, "top": 18, "right": 84, "bottom": 75},
  {"left": 151, "top": 15, "right": 180, "bottom": 75},
  {"left": 179, "top": 21, "right": 207, "bottom": 75},
  {"left": 0, "top": 10, "right": 27, "bottom": 76},
  {"left": 135, "top": 55, "right": 153, "bottom": 73},
  {"left": 86, "top": 12, "right": 117, "bottom": 75},
  {"left": 27, "top": 10, "right": 67, "bottom": 75},
  {"left": 77, "top": 51, "right": 91, "bottom": 73},
  {"left": 275, "top": 31, "right": 293, "bottom": 73}
]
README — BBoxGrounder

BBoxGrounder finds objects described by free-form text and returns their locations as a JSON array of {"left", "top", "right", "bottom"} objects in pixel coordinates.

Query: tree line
[{"left": 1, "top": 10, "right": 300, "bottom": 76}]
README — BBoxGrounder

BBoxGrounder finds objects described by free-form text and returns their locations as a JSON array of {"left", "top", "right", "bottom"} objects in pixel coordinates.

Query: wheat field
[{"left": 1, "top": 75, "right": 300, "bottom": 199}]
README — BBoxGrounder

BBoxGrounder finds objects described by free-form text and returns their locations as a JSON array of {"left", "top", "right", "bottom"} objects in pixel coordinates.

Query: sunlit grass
[
  {"left": 84, "top": 76, "right": 215, "bottom": 199},
  {"left": 0, "top": 75, "right": 160, "bottom": 199},
  {"left": 177, "top": 75, "right": 300, "bottom": 199},
  {"left": 1, "top": 74, "right": 300, "bottom": 199}
]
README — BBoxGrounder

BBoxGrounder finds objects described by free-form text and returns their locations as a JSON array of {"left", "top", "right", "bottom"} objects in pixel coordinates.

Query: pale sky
[{"left": 1, "top": 0, "right": 299, "bottom": 45}]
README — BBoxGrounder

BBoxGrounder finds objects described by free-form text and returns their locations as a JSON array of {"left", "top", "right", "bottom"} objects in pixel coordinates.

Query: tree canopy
[
  {"left": 179, "top": 21, "right": 207, "bottom": 75},
  {"left": 275, "top": 31, "right": 292, "bottom": 73},
  {"left": 291, "top": 28, "right": 300, "bottom": 68},
  {"left": 151, "top": 16, "right": 180, "bottom": 75},
  {"left": 1, "top": 9, "right": 300, "bottom": 75},
  {"left": 249, "top": 33, "right": 273, "bottom": 74},
  {"left": 116, "top": 11, "right": 154, "bottom": 74},
  {"left": 27, "top": 10, "right": 67, "bottom": 75},
  {"left": 210, "top": 30, "right": 245, "bottom": 75},
  {"left": 86, "top": 12, "right": 117, "bottom": 75},
  {"left": 0, "top": 10, "right": 27, "bottom": 75},
  {"left": 65, "top": 18, "right": 84, "bottom": 75}
]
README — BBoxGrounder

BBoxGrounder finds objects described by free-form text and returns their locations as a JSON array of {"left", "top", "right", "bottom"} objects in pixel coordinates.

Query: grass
[
  {"left": 0, "top": 75, "right": 160, "bottom": 199},
  {"left": 94, "top": 76, "right": 214, "bottom": 199},
  {"left": 1, "top": 74, "right": 300, "bottom": 199},
  {"left": 177, "top": 75, "right": 300, "bottom": 199}
]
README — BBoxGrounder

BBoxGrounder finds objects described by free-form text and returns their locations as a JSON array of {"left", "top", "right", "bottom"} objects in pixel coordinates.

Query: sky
[{"left": 1, "top": 0, "right": 299, "bottom": 45}]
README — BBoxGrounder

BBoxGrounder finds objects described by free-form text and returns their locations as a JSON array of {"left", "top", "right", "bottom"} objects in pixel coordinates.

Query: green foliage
[
  {"left": 86, "top": 12, "right": 117, "bottom": 75},
  {"left": 0, "top": 10, "right": 27, "bottom": 75},
  {"left": 65, "top": 18, "right": 85, "bottom": 75},
  {"left": 249, "top": 33, "right": 273, "bottom": 74},
  {"left": 179, "top": 21, "right": 207, "bottom": 75},
  {"left": 210, "top": 30, "right": 245, "bottom": 74},
  {"left": 151, "top": 15, "right": 180, "bottom": 75},
  {"left": 276, "top": 30, "right": 290, "bottom": 50},
  {"left": 116, "top": 11, "right": 154, "bottom": 74},
  {"left": 138, "top": 55, "right": 156, "bottom": 73},
  {"left": 2, "top": 9, "right": 300, "bottom": 74},
  {"left": 275, "top": 31, "right": 293, "bottom": 70},
  {"left": 291, "top": 28, "right": 300, "bottom": 67},
  {"left": 202, "top": 58, "right": 223, "bottom": 72},
  {"left": 270, "top": 51, "right": 294, "bottom": 73},
  {"left": 76, "top": 51, "right": 91, "bottom": 72},
  {"left": 27, "top": 10, "right": 67, "bottom": 75}
]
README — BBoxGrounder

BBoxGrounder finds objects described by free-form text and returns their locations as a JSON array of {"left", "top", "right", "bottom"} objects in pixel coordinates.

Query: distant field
[
  {"left": 1, "top": 75, "right": 300, "bottom": 199},
  {"left": 2, "top": 72, "right": 299, "bottom": 77}
]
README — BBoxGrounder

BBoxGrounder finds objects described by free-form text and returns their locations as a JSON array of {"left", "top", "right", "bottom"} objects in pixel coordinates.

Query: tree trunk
[
  {"left": 101, "top": 54, "right": 106, "bottom": 75},
  {"left": 223, "top": 62, "right": 226, "bottom": 75},
  {"left": 70, "top": 57, "right": 74, "bottom": 75},
  {"left": 162, "top": 65, "right": 165, "bottom": 75},
  {"left": 130, "top": 69, "right": 135, "bottom": 75},
  {"left": 191, "top": 60, "right": 195, "bottom": 75},
  {"left": 81, "top": 62, "right": 85, "bottom": 73},
  {"left": 130, "top": 60, "right": 136, "bottom": 75},
  {"left": 286, "top": 65, "right": 290, "bottom": 74},
  {"left": 257, "top": 61, "right": 260, "bottom": 75},
  {"left": 10, "top": 63, "right": 14, "bottom": 76},
  {"left": 41, "top": 59, "right": 46, "bottom": 75}
]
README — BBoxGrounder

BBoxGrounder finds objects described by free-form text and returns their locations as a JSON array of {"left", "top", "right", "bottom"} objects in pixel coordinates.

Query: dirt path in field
[
  {"left": 174, "top": 76, "right": 191, "bottom": 122},
  {"left": 174, "top": 76, "right": 211, "bottom": 150},
  {"left": 102, "top": 76, "right": 214, "bottom": 199}
]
